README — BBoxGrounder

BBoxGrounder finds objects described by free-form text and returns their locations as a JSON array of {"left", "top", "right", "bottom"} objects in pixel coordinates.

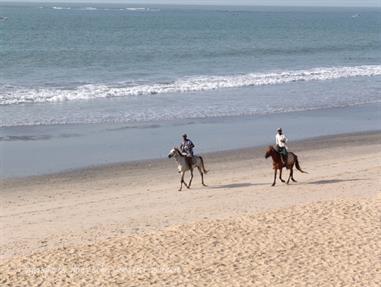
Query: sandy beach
[
  {"left": 2, "top": 4, "right": 381, "bottom": 286},
  {"left": 1, "top": 131, "right": 380, "bottom": 286}
]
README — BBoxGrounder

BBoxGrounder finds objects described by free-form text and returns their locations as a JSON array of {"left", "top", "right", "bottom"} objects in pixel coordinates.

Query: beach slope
[{"left": 1, "top": 131, "right": 380, "bottom": 286}]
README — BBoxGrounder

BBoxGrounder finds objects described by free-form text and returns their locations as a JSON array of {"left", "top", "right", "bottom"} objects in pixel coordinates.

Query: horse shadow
[
  {"left": 307, "top": 178, "right": 368, "bottom": 185},
  {"left": 211, "top": 182, "right": 268, "bottom": 189}
]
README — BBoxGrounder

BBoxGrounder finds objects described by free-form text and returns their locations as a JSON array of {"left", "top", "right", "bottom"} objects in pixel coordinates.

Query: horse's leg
[
  {"left": 291, "top": 168, "right": 297, "bottom": 182},
  {"left": 198, "top": 166, "right": 207, "bottom": 186},
  {"left": 287, "top": 167, "right": 293, "bottom": 184},
  {"left": 272, "top": 169, "right": 277, "bottom": 186},
  {"left": 179, "top": 171, "right": 188, "bottom": 191},
  {"left": 187, "top": 169, "right": 193, "bottom": 189},
  {"left": 179, "top": 172, "right": 184, "bottom": 191},
  {"left": 279, "top": 168, "right": 285, "bottom": 183}
]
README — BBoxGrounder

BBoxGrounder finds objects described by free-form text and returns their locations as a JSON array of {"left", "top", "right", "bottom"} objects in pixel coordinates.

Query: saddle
[
  {"left": 181, "top": 152, "right": 197, "bottom": 164},
  {"left": 275, "top": 145, "right": 288, "bottom": 155}
]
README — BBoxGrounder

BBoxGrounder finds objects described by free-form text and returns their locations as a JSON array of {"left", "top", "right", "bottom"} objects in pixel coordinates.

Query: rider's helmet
[
  {"left": 182, "top": 134, "right": 187, "bottom": 139},
  {"left": 277, "top": 128, "right": 282, "bottom": 133}
]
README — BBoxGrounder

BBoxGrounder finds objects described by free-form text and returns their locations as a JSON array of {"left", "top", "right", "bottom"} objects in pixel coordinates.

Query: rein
[{"left": 174, "top": 148, "right": 185, "bottom": 158}]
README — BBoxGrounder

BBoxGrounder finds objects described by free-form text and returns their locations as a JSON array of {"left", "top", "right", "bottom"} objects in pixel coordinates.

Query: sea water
[{"left": 0, "top": 3, "right": 380, "bottom": 176}]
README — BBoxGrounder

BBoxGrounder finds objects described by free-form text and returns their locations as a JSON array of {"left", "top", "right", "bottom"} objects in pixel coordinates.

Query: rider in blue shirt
[{"left": 180, "top": 134, "right": 195, "bottom": 170}]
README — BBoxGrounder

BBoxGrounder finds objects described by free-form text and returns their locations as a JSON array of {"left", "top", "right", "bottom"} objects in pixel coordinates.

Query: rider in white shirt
[{"left": 275, "top": 128, "right": 288, "bottom": 165}]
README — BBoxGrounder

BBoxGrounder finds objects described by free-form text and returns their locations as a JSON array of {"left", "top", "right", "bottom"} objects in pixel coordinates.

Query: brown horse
[{"left": 265, "top": 146, "right": 307, "bottom": 186}]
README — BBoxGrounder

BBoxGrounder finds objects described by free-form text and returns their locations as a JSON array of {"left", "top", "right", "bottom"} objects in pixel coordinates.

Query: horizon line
[{"left": 0, "top": 1, "right": 380, "bottom": 8}]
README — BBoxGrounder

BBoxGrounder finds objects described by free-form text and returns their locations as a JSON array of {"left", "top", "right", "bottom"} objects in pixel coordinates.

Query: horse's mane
[{"left": 174, "top": 147, "right": 185, "bottom": 157}]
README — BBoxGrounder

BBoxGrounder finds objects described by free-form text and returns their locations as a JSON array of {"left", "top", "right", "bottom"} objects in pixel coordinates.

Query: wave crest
[{"left": 1, "top": 65, "right": 381, "bottom": 105}]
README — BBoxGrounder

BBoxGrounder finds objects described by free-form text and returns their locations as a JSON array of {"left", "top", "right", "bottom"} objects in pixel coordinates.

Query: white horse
[{"left": 168, "top": 147, "right": 208, "bottom": 191}]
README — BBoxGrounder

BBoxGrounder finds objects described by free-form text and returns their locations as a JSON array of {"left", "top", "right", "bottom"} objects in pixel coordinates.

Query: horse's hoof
[
  {"left": 202, "top": 184, "right": 207, "bottom": 187},
  {"left": 271, "top": 183, "right": 275, "bottom": 186},
  {"left": 280, "top": 180, "right": 285, "bottom": 183},
  {"left": 292, "top": 179, "right": 297, "bottom": 182}
]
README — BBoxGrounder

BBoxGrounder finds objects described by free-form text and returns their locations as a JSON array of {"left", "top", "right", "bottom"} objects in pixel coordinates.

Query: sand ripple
[{"left": 1, "top": 198, "right": 380, "bottom": 286}]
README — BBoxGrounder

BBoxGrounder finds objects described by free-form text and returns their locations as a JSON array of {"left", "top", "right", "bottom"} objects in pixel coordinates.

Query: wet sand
[{"left": 2, "top": 103, "right": 380, "bottom": 178}]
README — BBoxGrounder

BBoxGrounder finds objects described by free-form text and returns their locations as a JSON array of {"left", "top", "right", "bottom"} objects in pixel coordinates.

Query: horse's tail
[
  {"left": 294, "top": 155, "right": 308, "bottom": 174},
  {"left": 199, "top": 156, "right": 208, "bottom": 174}
]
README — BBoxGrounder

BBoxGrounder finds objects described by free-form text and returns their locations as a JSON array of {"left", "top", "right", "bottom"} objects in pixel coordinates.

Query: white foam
[
  {"left": 126, "top": 8, "right": 147, "bottom": 11},
  {"left": 1, "top": 65, "right": 381, "bottom": 105},
  {"left": 81, "top": 7, "right": 97, "bottom": 11},
  {"left": 52, "top": 6, "right": 71, "bottom": 10}
]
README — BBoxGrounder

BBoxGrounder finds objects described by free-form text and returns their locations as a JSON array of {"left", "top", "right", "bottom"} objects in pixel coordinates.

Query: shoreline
[
  {"left": 1, "top": 129, "right": 380, "bottom": 184},
  {"left": 1, "top": 101, "right": 381, "bottom": 179}
]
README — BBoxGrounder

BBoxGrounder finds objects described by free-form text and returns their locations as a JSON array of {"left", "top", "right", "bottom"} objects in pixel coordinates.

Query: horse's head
[
  {"left": 168, "top": 147, "right": 179, "bottom": 159},
  {"left": 265, "top": 146, "right": 274, "bottom": 159}
]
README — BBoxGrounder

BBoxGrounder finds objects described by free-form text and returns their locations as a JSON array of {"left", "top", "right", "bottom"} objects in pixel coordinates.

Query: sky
[{"left": 1, "top": 0, "right": 380, "bottom": 7}]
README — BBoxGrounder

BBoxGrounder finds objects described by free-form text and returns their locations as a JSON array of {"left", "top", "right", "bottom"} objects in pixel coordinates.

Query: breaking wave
[
  {"left": 52, "top": 6, "right": 71, "bottom": 10},
  {"left": 45, "top": 6, "right": 159, "bottom": 12},
  {"left": 1, "top": 65, "right": 381, "bottom": 105}
]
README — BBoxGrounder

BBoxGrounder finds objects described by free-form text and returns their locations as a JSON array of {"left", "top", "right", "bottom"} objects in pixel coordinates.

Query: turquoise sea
[{"left": 0, "top": 3, "right": 380, "bottom": 176}]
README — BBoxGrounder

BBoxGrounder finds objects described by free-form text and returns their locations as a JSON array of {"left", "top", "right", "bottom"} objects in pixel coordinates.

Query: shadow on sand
[
  {"left": 307, "top": 178, "right": 368, "bottom": 185},
  {"left": 211, "top": 182, "right": 268, "bottom": 189}
]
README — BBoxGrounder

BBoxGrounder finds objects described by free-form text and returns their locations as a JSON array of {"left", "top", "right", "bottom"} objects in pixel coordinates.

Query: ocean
[{"left": 0, "top": 3, "right": 380, "bottom": 177}]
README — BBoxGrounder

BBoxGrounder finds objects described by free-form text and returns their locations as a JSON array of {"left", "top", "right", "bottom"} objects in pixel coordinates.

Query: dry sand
[{"left": 1, "top": 131, "right": 380, "bottom": 286}]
